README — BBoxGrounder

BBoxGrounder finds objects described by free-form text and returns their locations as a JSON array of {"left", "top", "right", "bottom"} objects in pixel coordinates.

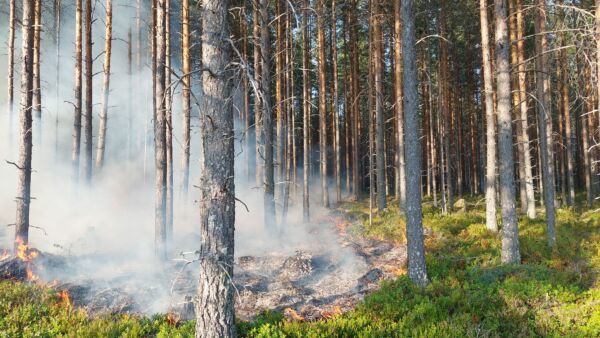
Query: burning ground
[{"left": 0, "top": 213, "right": 407, "bottom": 321}]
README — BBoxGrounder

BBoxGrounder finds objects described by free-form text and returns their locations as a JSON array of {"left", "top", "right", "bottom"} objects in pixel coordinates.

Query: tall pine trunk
[
  {"left": 302, "top": 0, "right": 311, "bottom": 221},
  {"left": 394, "top": 0, "right": 406, "bottom": 210},
  {"left": 535, "top": 0, "right": 556, "bottom": 247},
  {"left": 14, "top": 0, "right": 36, "bottom": 252},
  {"left": 480, "top": 0, "right": 498, "bottom": 232},
  {"left": 495, "top": 0, "right": 520, "bottom": 264},
  {"left": 7, "top": 0, "right": 16, "bottom": 131},
  {"left": 374, "top": 0, "right": 386, "bottom": 211},
  {"left": 181, "top": 0, "right": 191, "bottom": 197},
  {"left": 96, "top": 0, "right": 113, "bottom": 169},
  {"left": 402, "top": 0, "right": 428, "bottom": 287},
  {"left": 317, "top": 0, "right": 330, "bottom": 208},
  {"left": 83, "top": 0, "right": 93, "bottom": 183},
  {"left": 195, "top": 0, "right": 236, "bottom": 335},
  {"left": 154, "top": 0, "right": 168, "bottom": 260},
  {"left": 72, "top": 0, "right": 83, "bottom": 182}
]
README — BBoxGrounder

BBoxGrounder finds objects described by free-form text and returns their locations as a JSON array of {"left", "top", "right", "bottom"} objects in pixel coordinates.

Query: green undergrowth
[{"left": 1, "top": 196, "right": 599, "bottom": 337}]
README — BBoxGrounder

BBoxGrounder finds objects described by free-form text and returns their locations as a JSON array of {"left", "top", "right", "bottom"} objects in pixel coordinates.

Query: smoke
[{"left": 0, "top": 0, "right": 362, "bottom": 315}]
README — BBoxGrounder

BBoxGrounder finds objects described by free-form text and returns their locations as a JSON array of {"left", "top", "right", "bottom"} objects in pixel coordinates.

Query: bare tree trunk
[
  {"left": 275, "top": 0, "right": 285, "bottom": 209},
  {"left": 195, "top": 0, "right": 236, "bottom": 335},
  {"left": 165, "top": 0, "right": 174, "bottom": 246},
  {"left": 317, "top": 0, "right": 330, "bottom": 208},
  {"left": 394, "top": 0, "right": 406, "bottom": 210},
  {"left": 302, "top": 0, "right": 311, "bottom": 221},
  {"left": 7, "top": 0, "right": 16, "bottom": 132},
  {"left": 373, "top": 0, "right": 386, "bottom": 211},
  {"left": 33, "top": 0, "right": 42, "bottom": 121},
  {"left": 261, "top": 0, "right": 276, "bottom": 229},
  {"left": 253, "top": 0, "right": 263, "bottom": 188},
  {"left": 96, "top": 0, "right": 113, "bottom": 169},
  {"left": 402, "top": 0, "right": 428, "bottom": 287},
  {"left": 83, "top": 0, "right": 93, "bottom": 183},
  {"left": 72, "top": 0, "right": 83, "bottom": 182},
  {"left": 154, "top": 0, "right": 168, "bottom": 260},
  {"left": 14, "top": 0, "right": 36, "bottom": 252},
  {"left": 535, "top": 0, "right": 556, "bottom": 247},
  {"left": 480, "top": 0, "right": 498, "bottom": 232},
  {"left": 54, "top": 0, "right": 62, "bottom": 157},
  {"left": 181, "top": 0, "right": 191, "bottom": 198},
  {"left": 332, "top": 0, "right": 341, "bottom": 204},
  {"left": 349, "top": 0, "right": 360, "bottom": 200},
  {"left": 515, "top": 0, "right": 536, "bottom": 218},
  {"left": 495, "top": 0, "right": 520, "bottom": 264}
]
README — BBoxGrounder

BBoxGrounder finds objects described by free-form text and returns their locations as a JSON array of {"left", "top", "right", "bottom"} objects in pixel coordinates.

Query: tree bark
[
  {"left": 83, "top": 0, "right": 93, "bottom": 183},
  {"left": 302, "top": 0, "right": 311, "bottom": 221},
  {"left": 480, "top": 0, "right": 498, "bottom": 232},
  {"left": 33, "top": 0, "right": 42, "bottom": 120},
  {"left": 14, "top": 0, "right": 36, "bottom": 252},
  {"left": 54, "top": 0, "right": 62, "bottom": 157},
  {"left": 7, "top": 0, "right": 16, "bottom": 128},
  {"left": 394, "top": 0, "right": 406, "bottom": 210},
  {"left": 260, "top": 0, "right": 276, "bottom": 229},
  {"left": 402, "top": 0, "right": 428, "bottom": 287},
  {"left": 96, "top": 0, "right": 113, "bottom": 169},
  {"left": 495, "top": 0, "right": 520, "bottom": 264},
  {"left": 195, "top": 0, "right": 236, "bottom": 335},
  {"left": 317, "top": 0, "right": 330, "bottom": 208},
  {"left": 332, "top": 0, "right": 342, "bottom": 204},
  {"left": 72, "top": 0, "right": 83, "bottom": 182},
  {"left": 535, "top": 0, "right": 556, "bottom": 247},
  {"left": 181, "top": 0, "right": 191, "bottom": 197},
  {"left": 515, "top": 0, "right": 536, "bottom": 218},
  {"left": 373, "top": 0, "right": 386, "bottom": 211},
  {"left": 154, "top": 0, "right": 168, "bottom": 260},
  {"left": 253, "top": 0, "right": 263, "bottom": 188}
]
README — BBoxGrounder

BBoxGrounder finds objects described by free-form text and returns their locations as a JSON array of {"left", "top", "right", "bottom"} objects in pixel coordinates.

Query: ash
[{"left": 1, "top": 217, "right": 407, "bottom": 322}]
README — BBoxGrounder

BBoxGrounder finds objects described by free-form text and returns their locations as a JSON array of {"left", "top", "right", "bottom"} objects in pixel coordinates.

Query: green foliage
[{"left": 1, "top": 201, "right": 598, "bottom": 337}]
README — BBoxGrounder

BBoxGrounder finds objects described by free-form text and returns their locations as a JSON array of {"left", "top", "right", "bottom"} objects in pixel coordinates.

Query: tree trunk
[
  {"left": 253, "top": 0, "right": 263, "bottom": 188},
  {"left": 195, "top": 0, "right": 236, "bottom": 335},
  {"left": 72, "top": 0, "right": 83, "bottom": 182},
  {"left": 181, "top": 0, "right": 191, "bottom": 197},
  {"left": 83, "top": 0, "right": 93, "bottom": 183},
  {"left": 302, "top": 0, "right": 311, "bottom": 221},
  {"left": 7, "top": 0, "right": 16, "bottom": 130},
  {"left": 401, "top": 0, "right": 428, "bottom": 287},
  {"left": 14, "top": 0, "right": 36, "bottom": 252},
  {"left": 535, "top": 0, "right": 556, "bottom": 247},
  {"left": 332, "top": 0, "right": 341, "bottom": 204},
  {"left": 349, "top": 0, "right": 360, "bottom": 200},
  {"left": 33, "top": 0, "right": 42, "bottom": 121},
  {"left": 480, "top": 0, "right": 498, "bottom": 232},
  {"left": 495, "top": 0, "right": 520, "bottom": 264},
  {"left": 165, "top": 0, "right": 174, "bottom": 246},
  {"left": 275, "top": 0, "right": 285, "bottom": 209},
  {"left": 154, "top": 0, "right": 168, "bottom": 260},
  {"left": 54, "top": 0, "right": 62, "bottom": 157},
  {"left": 373, "top": 0, "right": 386, "bottom": 211},
  {"left": 515, "top": 0, "right": 536, "bottom": 218},
  {"left": 96, "top": 0, "right": 113, "bottom": 169},
  {"left": 317, "top": 0, "right": 330, "bottom": 208},
  {"left": 394, "top": 0, "right": 406, "bottom": 210},
  {"left": 261, "top": 0, "right": 276, "bottom": 229}
]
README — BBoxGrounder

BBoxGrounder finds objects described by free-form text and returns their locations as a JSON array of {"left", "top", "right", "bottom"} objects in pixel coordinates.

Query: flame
[
  {"left": 166, "top": 312, "right": 181, "bottom": 326},
  {"left": 322, "top": 305, "right": 343, "bottom": 319},
  {"left": 15, "top": 237, "right": 40, "bottom": 282},
  {"left": 58, "top": 290, "right": 71, "bottom": 308},
  {"left": 284, "top": 308, "right": 305, "bottom": 322}
]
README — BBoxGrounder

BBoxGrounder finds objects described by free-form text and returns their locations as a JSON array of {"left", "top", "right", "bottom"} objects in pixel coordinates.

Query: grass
[{"left": 1, "top": 196, "right": 599, "bottom": 337}]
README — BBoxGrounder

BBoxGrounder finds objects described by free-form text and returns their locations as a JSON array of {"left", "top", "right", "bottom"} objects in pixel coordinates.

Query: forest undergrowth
[{"left": 1, "top": 196, "right": 599, "bottom": 337}]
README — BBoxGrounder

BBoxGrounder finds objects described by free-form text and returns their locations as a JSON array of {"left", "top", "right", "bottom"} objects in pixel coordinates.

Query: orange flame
[
  {"left": 166, "top": 312, "right": 181, "bottom": 326},
  {"left": 58, "top": 290, "right": 71, "bottom": 308},
  {"left": 15, "top": 237, "right": 40, "bottom": 282}
]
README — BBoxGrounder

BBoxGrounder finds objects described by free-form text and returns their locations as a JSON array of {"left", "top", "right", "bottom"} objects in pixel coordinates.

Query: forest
[{"left": 0, "top": 0, "right": 599, "bottom": 337}]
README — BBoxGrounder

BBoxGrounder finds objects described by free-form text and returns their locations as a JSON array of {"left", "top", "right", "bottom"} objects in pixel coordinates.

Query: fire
[
  {"left": 322, "top": 306, "right": 343, "bottom": 319},
  {"left": 58, "top": 290, "right": 71, "bottom": 308},
  {"left": 166, "top": 312, "right": 181, "bottom": 326},
  {"left": 15, "top": 237, "right": 41, "bottom": 282},
  {"left": 284, "top": 308, "right": 305, "bottom": 322}
]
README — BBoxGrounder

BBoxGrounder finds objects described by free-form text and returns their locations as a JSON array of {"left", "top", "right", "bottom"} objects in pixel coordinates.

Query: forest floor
[{"left": 1, "top": 195, "right": 599, "bottom": 337}]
